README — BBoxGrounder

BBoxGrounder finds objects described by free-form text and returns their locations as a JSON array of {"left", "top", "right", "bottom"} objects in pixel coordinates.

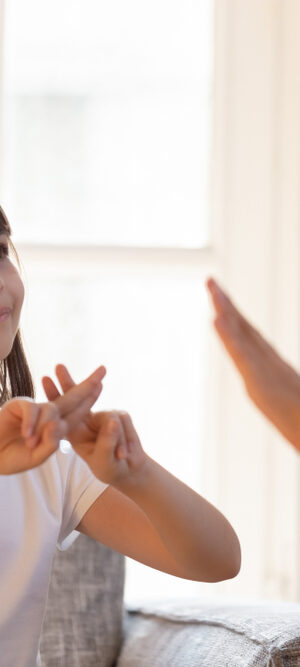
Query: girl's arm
[
  {"left": 43, "top": 367, "right": 241, "bottom": 583},
  {"left": 113, "top": 456, "right": 240, "bottom": 582},
  {"left": 76, "top": 456, "right": 241, "bottom": 583}
]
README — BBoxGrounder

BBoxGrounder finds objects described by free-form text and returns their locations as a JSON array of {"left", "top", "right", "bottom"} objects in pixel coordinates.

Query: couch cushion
[
  {"left": 40, "top": 533, "right": 125, "bottom": 667},
  {"left": 117, "top": 597, "right": 300, "bottom": 666}
]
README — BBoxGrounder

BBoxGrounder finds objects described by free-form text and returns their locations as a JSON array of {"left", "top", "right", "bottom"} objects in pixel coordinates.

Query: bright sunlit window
[{"left": 0, "top": 0, "right": 215, "bottom": 603}]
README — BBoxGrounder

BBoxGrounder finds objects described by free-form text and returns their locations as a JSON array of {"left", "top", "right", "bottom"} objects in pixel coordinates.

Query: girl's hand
[
  {"left": 0, "top": 365, "right": 106, "bottom": 475},
  {"left": 42, "top": 364, "right": 148, "bottom": 486}
]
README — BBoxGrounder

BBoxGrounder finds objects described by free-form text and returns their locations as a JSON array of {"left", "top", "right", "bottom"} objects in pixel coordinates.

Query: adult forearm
[{"left": 115, "top": 455, "right": 241, "bottom": 582}]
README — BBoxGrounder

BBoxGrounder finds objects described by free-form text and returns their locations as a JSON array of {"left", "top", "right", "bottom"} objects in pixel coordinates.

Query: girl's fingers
[
  {"left": 42, "top": 376, "right": 61, "bottom": 402},
  {"left": 62, "top": 384, "right": 103, "bottom": 433},
  {"left": 55, "top": 364, "right": 107, "bottom": 398},
  {"left": 55, "top": 364, "right": 76, "bottom": 392},
  {"left": 43, "top": 364, "right": 106, "bottom": 408},
  {"left": 118, "top": 411, "right": 137, "bottom": 452},
  {"left": 25, "top": 401, "right": 60, "bottom": 448},
  {"left": 98, "top": 413, "right": 127, "bottom": 460},
  {"left": 45, "top": 366, "right": 105, "bottom": 420},
  {"left": 42, "top": 380, "right": 103, "bottom": 436},
  {"left": 41, "top": 367, "right": 104, "bottom": 440},
  {"left": 112, "top": 413, "right": 130, "bottom": 460},
  {"left": 30, "top": 419, "right": 66, "bottom": 464},
  {"left": 42, "top": 365, "right": 90, "bottom": 406},
  {"left": 21, "top": 400, "right": 41, "bottom": 440},
  {"left": 100, "top": 416, "right": 123, "bottom": 453}
]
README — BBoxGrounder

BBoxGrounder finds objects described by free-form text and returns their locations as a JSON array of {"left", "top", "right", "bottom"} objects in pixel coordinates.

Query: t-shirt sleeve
[{"left": 56, "top": 441, "right": 109, "bottom": 551}]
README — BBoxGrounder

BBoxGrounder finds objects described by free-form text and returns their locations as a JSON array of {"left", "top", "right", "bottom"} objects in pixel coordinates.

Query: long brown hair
[{"left": 0, "top": 206, "right": 35, "bottom": 405}]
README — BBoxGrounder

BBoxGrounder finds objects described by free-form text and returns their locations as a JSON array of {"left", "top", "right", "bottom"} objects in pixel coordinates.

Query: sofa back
[{"left": 39, "top": 533, "right": 125, "bottom": 666}]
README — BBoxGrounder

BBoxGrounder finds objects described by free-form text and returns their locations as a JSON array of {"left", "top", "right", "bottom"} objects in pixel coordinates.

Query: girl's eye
[{"left": 0, "top": 244, "right": 9, "bottom": 260}]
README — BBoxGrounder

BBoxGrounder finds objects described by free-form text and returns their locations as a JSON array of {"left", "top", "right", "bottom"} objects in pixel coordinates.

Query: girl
[{"left": 0, "top": 207, "right": 241, "bottom": 667}]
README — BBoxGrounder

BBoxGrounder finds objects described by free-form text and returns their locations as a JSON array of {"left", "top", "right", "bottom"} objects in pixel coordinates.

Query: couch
[{"left": 39, "top": 533, "right": 300, "bottom": 666}]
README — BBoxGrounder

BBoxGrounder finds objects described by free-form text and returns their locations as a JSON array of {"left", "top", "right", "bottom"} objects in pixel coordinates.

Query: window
[{"left": 1, "top": 0, "right": 214, "bottom": 248}]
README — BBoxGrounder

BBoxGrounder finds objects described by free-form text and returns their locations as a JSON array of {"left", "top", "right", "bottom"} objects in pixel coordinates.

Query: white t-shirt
[{"left": 0, "top": 440, "right": 109, "bottom": 667}]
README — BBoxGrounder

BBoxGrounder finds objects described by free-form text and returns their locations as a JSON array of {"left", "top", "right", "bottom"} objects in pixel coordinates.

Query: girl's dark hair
[{"left": 0, "top": 206, "right": 35, "bottom": 405}]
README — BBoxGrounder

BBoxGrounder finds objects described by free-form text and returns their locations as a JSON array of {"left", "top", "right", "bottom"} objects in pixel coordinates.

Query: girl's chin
[{"left": 1, "top": 341, "right": 16, "bottom": 360}]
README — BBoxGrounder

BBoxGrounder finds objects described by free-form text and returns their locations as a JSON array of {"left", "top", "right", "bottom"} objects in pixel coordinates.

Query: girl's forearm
[{"left": 114, "top": 456, "right": 241, "bottom": 582}]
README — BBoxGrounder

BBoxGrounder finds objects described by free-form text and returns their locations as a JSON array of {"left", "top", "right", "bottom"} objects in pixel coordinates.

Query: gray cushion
[
  {"left": 117, "top": 598, "right": 300, "bottom": 666},
  {"left": 40, "top": 533, "right": 125, "bottom": 666}
]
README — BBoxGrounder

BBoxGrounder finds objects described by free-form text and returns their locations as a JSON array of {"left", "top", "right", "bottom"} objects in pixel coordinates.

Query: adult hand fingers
[
  {"left": 206, "top": 278, "right": 238, "bottom": 320},
  {"left": 207, "top": 278, "right": 280, "bottom": 363},
  {"left": 207, "top": 278, "right": 255, "bottom": 339}
]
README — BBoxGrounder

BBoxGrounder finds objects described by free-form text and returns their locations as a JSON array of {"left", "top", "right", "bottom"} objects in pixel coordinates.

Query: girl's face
[{"left": 0, "top": 234, "right": 24, "bottom": 361}]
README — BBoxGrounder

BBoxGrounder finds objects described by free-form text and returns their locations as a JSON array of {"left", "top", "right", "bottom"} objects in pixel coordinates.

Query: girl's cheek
[
  {"left": 10, "top": 272, "right": 25, "bottom": 325},
  {"left": 12, "top": 269, "right": 25, "bottom": 304}
]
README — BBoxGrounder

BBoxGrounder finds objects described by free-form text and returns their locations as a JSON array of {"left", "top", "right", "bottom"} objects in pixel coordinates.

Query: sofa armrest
[{"left": 117, "top": 597, "right": 300, "bottom": 667}]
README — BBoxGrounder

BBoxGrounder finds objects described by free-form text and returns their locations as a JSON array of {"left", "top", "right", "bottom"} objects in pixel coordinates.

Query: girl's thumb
[{"left": 33, "top": 421, "right": 65, "bottom": 465}]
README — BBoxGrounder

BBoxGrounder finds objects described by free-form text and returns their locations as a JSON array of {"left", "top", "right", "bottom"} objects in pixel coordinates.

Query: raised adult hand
[{"left": 206, "top": 277, "right": 300, "bottom": 451}]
